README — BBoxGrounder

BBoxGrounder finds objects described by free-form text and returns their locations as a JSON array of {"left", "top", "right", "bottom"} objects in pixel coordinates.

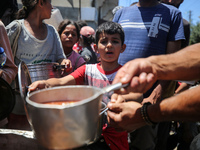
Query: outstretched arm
[{"left": 29, "top": 75, "right": 76, "bottom": 92}]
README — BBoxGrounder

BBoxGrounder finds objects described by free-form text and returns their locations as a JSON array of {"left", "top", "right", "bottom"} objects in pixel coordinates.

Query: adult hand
[
  {"left": 110, "top": 93, "right": 126, "bottom": 103},
  {"left": 113, "top": 58, "right": 157, "bottom": 94},
  {"left": 107, "top": 101, "right": 146, "bottom": 132}
]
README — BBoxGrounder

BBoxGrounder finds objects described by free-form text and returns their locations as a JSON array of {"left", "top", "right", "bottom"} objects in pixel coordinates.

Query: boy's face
[{"left": 94, "top": 33, "right": 126, "bottom": 63}]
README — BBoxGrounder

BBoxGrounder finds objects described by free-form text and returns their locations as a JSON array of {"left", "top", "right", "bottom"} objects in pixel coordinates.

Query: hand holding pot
[
  {"left": 112, "top": 58, "right": 157, "bottom": 94},
  {"left": 107, "top": 101, "right": 145, "bottom": 132}
]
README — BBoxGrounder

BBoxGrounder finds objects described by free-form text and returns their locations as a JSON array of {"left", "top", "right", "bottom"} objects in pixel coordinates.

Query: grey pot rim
[{"left": 26, "top": 85, "right": 102, "bottom": 109}]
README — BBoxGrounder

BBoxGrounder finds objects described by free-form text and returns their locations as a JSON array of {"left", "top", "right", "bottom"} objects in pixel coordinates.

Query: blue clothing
[{"left": 113, "top": 3, "right": 185, "bottom": 65}]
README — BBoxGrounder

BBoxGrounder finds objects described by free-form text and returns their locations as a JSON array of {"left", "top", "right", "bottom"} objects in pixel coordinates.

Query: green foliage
[{"left": 190, "top": 22, "right": 200, "bottom": 45}]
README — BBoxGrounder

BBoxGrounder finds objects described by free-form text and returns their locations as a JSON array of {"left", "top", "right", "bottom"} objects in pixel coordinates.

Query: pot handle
[
  {"left": 102, "top": 82, "right": 129, "bottom": 94},
  {"left": 53, "top": 64, "right": 66, "bottom": 70},
  {"left": 99, "top": 107, "right": 108, "bottom": 116}
]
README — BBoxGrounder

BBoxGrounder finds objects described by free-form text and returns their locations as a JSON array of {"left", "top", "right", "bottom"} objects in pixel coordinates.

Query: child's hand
[
  {"left": 28, "top": 80, "right": 49, "bottom": 92},
  {"left": 111, "top": 93, "right": 126, "bottom": 103},
  {"left": 61, "top": 59, "right": 72, "bottom": 73}
]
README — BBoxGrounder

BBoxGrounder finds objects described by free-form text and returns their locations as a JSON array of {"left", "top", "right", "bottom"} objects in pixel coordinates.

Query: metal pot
[
  {"left": 26, "top": 62, "right": 65, "bottom": 82},
  {"left": 26, "top": 83, "right": 127, "bottom": 150}
]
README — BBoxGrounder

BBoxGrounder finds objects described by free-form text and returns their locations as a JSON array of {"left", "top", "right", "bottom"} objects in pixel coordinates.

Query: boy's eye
[
  {"left": 64, "top": 32, "right": 69, "bottom": 36},
  {"left": 100, "top": 40, "right": 107, "bottom": 44},
  {"left": 113, "top": 40, "right": 119, "bottom": 44}
]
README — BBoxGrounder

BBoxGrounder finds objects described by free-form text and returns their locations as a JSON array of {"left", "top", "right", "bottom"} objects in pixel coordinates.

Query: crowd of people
[{"left": 0, "top": 0, "right": 200, "bottom": 149}]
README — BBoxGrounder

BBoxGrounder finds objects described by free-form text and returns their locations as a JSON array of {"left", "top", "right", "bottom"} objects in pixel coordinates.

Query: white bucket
[{"left": 44, "top": 7, "right": 63, "bottom": 30}]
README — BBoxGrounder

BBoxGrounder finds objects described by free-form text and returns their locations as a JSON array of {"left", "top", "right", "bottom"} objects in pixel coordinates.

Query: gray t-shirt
[{"left": 7, "top": 19, "right": 66, "bottom": 64}]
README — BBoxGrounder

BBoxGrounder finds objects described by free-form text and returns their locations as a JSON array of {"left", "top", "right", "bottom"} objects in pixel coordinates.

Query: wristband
[{"left": 141, "top": 102, "right": 157, "bottom": 126}]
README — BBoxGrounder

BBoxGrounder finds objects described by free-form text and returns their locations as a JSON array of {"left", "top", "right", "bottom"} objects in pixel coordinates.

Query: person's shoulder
[
  {"left": 72, "top": 50, "right": 82, "bottom": 57},
  {"left": 6, "top": 19, "right": 23, "bottom": 28},
  {"left": 121, "top": 5, "right": 137, "bottom": 12},
  {"left": 115, "top": 5, "right": 136, "bottom": 16},
  {"left": 45, "top": 23, "right": 57, "bottom": 32},
  {"left": 159, "top": 3, "right": 181, "bottom": 13},
  {"left": 0, "top": 21, "right": 5, "bottom": 28},
  {"left": 182, "top": 18, "right": 190, "bottom": 26}
]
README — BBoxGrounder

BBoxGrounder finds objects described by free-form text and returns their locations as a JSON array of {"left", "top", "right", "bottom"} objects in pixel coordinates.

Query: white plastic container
[{"left": 44, "top": 7, "right": 63, "bottom": 30}]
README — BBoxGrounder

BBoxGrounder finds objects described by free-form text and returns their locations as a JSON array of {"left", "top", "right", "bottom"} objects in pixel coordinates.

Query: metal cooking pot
[
  {"left": 18, "top": 61, "right": 128, "bottom": 149},
  {"left": 26, "top": 83, "right": 127, "bottom": 150},
  {"left": 26, "top": 62, "right": 65, "bottom": 82}
]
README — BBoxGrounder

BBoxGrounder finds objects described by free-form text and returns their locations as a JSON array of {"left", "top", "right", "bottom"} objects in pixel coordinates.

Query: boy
[{"left": 29, "top": 21, "right": 142, "bottom": 150}]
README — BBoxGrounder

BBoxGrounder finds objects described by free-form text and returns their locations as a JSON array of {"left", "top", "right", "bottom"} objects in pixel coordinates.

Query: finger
[
  {"left": 107, "top": 110, "right": 122, "bottom": 123},
  {"left": 115, "top": 95, "right": 126, "bottom": 103},
  {"left": 146, "top": 73, "right": 155, "bottom": 83},
  {"left": 112, "top": 65, "right": 129, "bottom": 84},
  {"left": 107, "top": 102, "right": 122, "bottom": 112},
  {"left": 110, "top": 93, "right": 118, "bottom": 103},
  {"left": 28, "top": 82, "right": 39, "bottom": 92},
  {"left": 136, "top": 72, "right": 148, "bottom": 92},
  {"left": 29, "top": 81, "right": 46, "bottom": 91}
]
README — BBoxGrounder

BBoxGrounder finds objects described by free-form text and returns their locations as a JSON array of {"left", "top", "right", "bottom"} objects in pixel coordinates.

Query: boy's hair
[
  {"left": 95, "top": 21, "right": 125, "bottom": 45},
  {"left": 57, "top": 19, "right": 80, "bottom": 39}
]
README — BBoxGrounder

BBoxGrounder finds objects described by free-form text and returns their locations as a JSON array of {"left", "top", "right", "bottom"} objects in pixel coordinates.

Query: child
[
  {"left": 5, "top": 0, "right": 72, "bottom": 130},
  {"left": 29, "top": 21, "right": 142, "bottom": 150},
  {"left": 73, "top": 20, "right": 88, "bottom": 53},
  {"left": 58, "top": 19, "right": 85, "bottom": 74},
  {"left": 6, "top": 0, "right": 71, "bottom": 67},
  {"left": 79, "top": 26, "right": 98, "bottom": 64}
]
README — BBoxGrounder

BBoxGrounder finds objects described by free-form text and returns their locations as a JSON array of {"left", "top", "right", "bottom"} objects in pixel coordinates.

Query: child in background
[
  {"left": 73, "top": 20, "right": 88, "bottom": 53},
  {"left": 58, "top": 19, "right": 85, "bottom": 74},
  {"left": 79, "top": 26, "right": 98, "bottom": 64},
  {"left": 29, "top": 21, "right": 143, "bottom": 150},
  {"left": 6, "top": 0, "right": 71, "bottom": 67}
]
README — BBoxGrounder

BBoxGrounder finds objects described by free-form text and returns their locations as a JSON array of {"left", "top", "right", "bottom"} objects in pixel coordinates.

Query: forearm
[
  {"left": 148, "top": 85, "right": 200, "bottom": 123},
  {"left": 149, "top": 43, "right": 200, "bottom": 81},
  {"left": 46, "top": 75, "right": 76, "bottom": 87}
]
